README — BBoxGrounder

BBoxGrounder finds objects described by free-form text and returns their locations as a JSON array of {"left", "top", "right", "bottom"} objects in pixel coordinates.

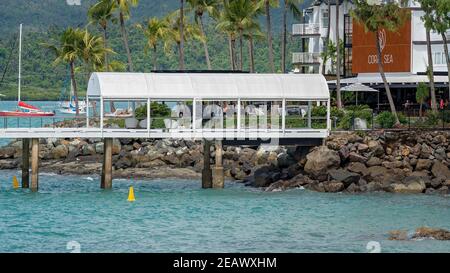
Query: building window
[{"left": 321, "top": 9, "right": 329, "bottom": 28}]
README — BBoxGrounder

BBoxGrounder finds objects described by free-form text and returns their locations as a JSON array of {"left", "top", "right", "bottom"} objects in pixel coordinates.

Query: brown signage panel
[{"left": 352, "top": 16, "right": 411, "bottom": 73}]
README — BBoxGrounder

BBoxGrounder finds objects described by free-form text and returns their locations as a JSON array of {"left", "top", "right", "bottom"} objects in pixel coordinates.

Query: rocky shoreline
[{"left": 0, "top": 130, "right": 449, "bottom": 194}]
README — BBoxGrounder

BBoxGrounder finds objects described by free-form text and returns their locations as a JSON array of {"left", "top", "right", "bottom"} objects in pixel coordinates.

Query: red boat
[
  {"left": 0, "top": 24, "right": 55, "bottom": 118},
  {"left": 0, "top": 101, "right": 55, "bottom": 117}
]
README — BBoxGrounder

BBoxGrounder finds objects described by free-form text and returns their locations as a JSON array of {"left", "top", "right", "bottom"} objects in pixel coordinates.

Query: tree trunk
[
  {"left": 265, "top": 0, "right": 275, "bottom": 73},
  {"left": 322, "top": 0, "right": 332, "bottom": 75},
  {"left": 199, "top": 15, "right": 212, "bottom": 70},
  {"left": 335, "top": 2, "right": 342, "bottom": 109},
  {"left": 153, "top": 45, "right": 158, "bottom": 71},
  {"left": 441, "top": 33, "right": 450, "bottom": 101},
  {"left": 179, "top": 0, "right": 185, "bottom": 70},
  {"left": 228, "top": 35, "right": 234, "bottom": 70},
  {"left": 426, "top": 29, "right": 437, "bottom": 112},
  {"left": 103, "top": 25, "right": 115, "bottom": 113},
  {"left": 376, "top": 30, "right": 399, "bottom": 126},
  {"left": 248, "top": 34, "right": 255, "bottom": 73},
  {"left": 102, "top": 25, "right": 109, "bottom": 71},
  {"left": 69, "top": 61, "right": 79, "bottom": 116},
  {"left": 419, "top": 100, "right": 423, "bottom": 118},
  {"left": 281, "top": 2, "right": 287, "bottom": 73},
  {"left": 239, "top": 29, "right": 243, "bottom": 71},
  {"left": 119, "top": 12, "right": 133, "bottom": 72}
]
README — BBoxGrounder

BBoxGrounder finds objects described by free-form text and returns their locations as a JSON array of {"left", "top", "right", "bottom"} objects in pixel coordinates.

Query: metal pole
[
  {"left": 18, "top": 24, "right": 22, "bottom": 103},
  {"left": 100, "top": 97, "right": 104, "bottom": 132},
  {"left": 282, "top": 99, "right": 286, "bottom": 133}
]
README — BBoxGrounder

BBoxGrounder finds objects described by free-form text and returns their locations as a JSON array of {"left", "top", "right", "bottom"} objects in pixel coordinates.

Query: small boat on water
[{"left": 0, "top": 24, "right": 55, "bottom": 117}]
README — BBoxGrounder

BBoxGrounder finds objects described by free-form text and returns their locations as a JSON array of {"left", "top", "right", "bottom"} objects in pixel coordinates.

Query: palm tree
[
  {"left": 321, "top": 0, "right": 331, "bottom": 75},
  {"left": 88, "top": 0, "right": 117, "bottom": 112},
  {"left": 136, "top": 18, "right": 171, "bottom": 70},
  {"left": 263, "top": 0, "right": 279, "bottom": 73},
  {"left": 352, "top": 0, "right": 410, "bottom": 126},
  {"left": 281, "top": 0, "right": 302, "bottom": 74},
  {"left": 179, "top": 0, "right": 186, "bottom": 70},
  {"left": 88, "top": 0, "right": 116, "bottom": 71},
  {"left": 116, "top": 0, "right": 139, "bottom": 72},
  {"left": 335, "top": 0, "right": 342, "bottom": 109},
  {"left": 245, "top": 24, "right": 264, "bottom": 73},
  {"left": 42, "top": 28, "right": 85, "bottom": 116},
  {"left": 218, "top": 0, "right": 262, "bottom": 71},
  {"left": 165, "top": 10, "right": 205, "bottom": 68},
  {"left": 216, "top": 7, "right": 238, "bottom": 70},
  {"left": 187, "top": 0, "right": 220, "bottom": 70}
]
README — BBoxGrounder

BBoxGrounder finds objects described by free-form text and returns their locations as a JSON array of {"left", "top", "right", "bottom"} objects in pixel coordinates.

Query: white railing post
[
  {"left": 86, "top": 97, "right": 89, "bottom": 128},
  {"left": 327, "top": 98, "right": 331, "bottom": 132},
  {"left": 237, "top": 98, "right": 241, "bottom": 133},
  {"left": 147, "top": 98, "right": 151, "bottom": 137},
  {"left": 192, "top": 98, "right": 197, "bottom": 134},
  {"left": 100, "top": 98, "right": 104, "bottom": 136},
  {"left": 282, "top": 99, "right": 286, "bottom": 134}
]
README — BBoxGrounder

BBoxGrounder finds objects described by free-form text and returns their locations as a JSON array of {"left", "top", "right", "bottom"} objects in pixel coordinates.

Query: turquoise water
[{"left": 0, "top": 170, "right": 449, "bottom": 253}]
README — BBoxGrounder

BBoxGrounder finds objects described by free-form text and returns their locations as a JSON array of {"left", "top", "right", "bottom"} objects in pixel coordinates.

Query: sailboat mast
[{"left": 18, "top": 23, "right": 22, "bottom": 102}]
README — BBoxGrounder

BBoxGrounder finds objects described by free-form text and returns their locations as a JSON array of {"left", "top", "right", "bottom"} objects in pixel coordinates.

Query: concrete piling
[
  {"left": 21, "top": 138, "right": 29, "bottom": 188},
  {"left": 212, "top": 140, "right": 224, "bottom": 189},
  {"left": 202, "top": 139, "right": 212, "bottom": 188},
  {"left": 101, "top": 138, "right": 113, "bottom": 189},
  {"left": 30, "top": 138, "right": 39, "bottom": 192}
]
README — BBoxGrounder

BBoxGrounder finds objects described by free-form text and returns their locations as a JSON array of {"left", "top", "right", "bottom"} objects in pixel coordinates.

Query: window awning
[
  {"left": 328, "top": 73, "right": 449, "bottom": 88},
  {"left": 87, "top": 72, "right": 330, "bottom": 100}
]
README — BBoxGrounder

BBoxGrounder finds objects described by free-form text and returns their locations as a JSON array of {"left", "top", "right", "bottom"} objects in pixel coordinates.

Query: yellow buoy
[
  {"left": 127, "top": 186, "right": 136, "bottom": 202},
  {"left": 12, "top": 176, "right": 19, "bottom": 189}
]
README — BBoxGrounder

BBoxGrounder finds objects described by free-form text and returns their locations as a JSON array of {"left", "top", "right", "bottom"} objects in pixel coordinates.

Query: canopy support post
[
  {"left": 307, "top": 101, "right": 312, "bottom": 128},
  {"left": 282, "top": 99, "right": 286, "bottom": 134}
]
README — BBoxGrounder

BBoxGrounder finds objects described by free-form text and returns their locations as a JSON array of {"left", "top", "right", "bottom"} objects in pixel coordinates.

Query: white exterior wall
[
  {"left": 411, "top": 9, "right": 450, "bottom": 74},
  {"left": 300, "top": 2, "right": 352, "bottom": 73},
  {"left": 295, "top": 0, "right": 450, "bottom": 76}
]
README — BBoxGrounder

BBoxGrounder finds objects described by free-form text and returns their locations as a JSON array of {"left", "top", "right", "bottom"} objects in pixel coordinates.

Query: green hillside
[{"left": 0, "top": 0, "right": 313, "bottom": 101}]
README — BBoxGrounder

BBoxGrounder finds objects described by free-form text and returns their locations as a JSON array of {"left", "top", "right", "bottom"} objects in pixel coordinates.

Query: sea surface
[{"left": 0, "top": 170, "right": 449, "bottom": 253}]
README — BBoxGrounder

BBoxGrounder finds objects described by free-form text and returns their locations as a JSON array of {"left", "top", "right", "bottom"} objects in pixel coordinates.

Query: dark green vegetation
[{"left": 0, "top": 0, "right": 312, "bottom": 101}]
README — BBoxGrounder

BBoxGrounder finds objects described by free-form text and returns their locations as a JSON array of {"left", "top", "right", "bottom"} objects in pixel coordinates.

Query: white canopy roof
[{"left": 87, "top": 72, "right": 329, "bottom": 100}]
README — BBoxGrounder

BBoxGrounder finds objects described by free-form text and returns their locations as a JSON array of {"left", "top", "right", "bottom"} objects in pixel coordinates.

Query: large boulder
[
  {"left": 328, "top": 169, "right": 360, "bottom": 187},
  {"left": 415, "top": 159, "right": 432, "bottom": 171},
  {"left": 304, "top": 146, "right": 340, "bottom": 181},
  {"left": 323, "top": 181, "right": 345, "bottom": 193},
  {"left": 388, "top": 176, "right": 426, "bottom": 194},
  {"left": 347, "top": 162, "right": 369, "bottom": 176},
  {"left": 368, "top": 140, "right": 385, "bottom": 157},
  {"left": 431, "top": 161, "right": 450, "bottom": 178},
  {"left": 51, "top": 145, "right": 68, "bottom": 159},
  {"left": 0, "top": 147, "right": 16, "bottom": 159},
  {"left": 348, "top": 152, "right": 367, "bottom": 163},
  {"left": 253, "top": 165, "right": 275, "bottom": 187}
]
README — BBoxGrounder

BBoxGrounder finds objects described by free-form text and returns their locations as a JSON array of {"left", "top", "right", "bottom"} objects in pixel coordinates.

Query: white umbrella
[
  {"left": 171, "top": 103, "right": 191, "bottom": 118},
  {"left": 340, "top": 83, "right": 379, "bottom": 106}
]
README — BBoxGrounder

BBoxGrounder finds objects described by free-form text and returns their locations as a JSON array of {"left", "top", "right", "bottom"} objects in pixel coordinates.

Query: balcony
[
  {"left": 292, "top": 23, "right": 321, "bottom": 36},
  {"left": 292, "top": 52, "right": 321, "bottom": 65}
]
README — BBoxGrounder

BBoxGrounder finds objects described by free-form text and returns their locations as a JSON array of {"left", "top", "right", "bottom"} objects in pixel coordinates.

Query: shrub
[
  {"left": 135, "top": 102, "right": 171, "bottom": 120},
  {"left": 312, "top": 105, "right": 327, "bottom": 117},
  {"left": 376, "top": 111, "right": 397, "bottom": 128},
  {"left": 425, "top": 111, "right": 440, "bottom": 126},
  {"left": 338, "top": 107, "right": 373, "bottom": 130}
]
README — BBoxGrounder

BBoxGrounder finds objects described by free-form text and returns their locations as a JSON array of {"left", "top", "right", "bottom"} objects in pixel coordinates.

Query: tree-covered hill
[{"left": 0, "top": 0, "right": 313, "bottom": 101}]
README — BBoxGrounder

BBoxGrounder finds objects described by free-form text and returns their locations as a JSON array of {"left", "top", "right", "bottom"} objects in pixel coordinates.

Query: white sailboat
[
  {"left": 58, "top": 80, "right": 87, "bottom": 114},
  {"left": 0, "top": 24, "right": 55, "bottom": 117}
]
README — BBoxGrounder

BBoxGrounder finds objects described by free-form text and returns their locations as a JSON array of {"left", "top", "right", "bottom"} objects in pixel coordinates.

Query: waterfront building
[{"left": 292, "top": 0, "right": 450, "bottom": 110}]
